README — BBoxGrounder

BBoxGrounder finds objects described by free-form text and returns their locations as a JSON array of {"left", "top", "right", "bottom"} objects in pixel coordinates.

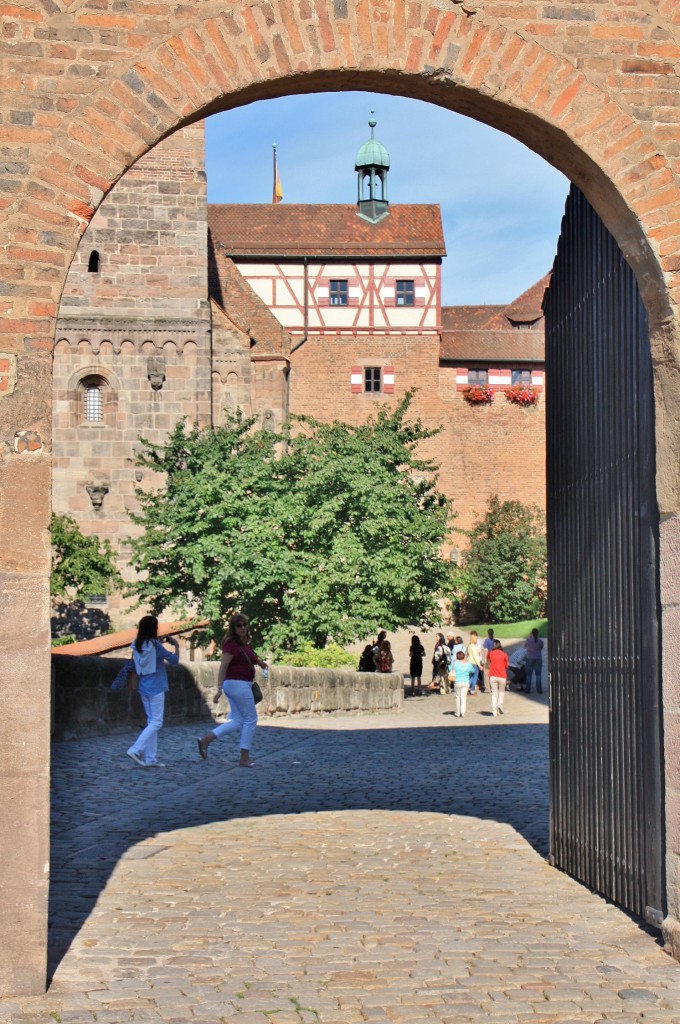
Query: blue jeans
[
  {"left": 468, "top": 665, "right": 479, "bottom": 693},
  {"left": 525, "top": 658, "right": 543, "bottom": 693}
]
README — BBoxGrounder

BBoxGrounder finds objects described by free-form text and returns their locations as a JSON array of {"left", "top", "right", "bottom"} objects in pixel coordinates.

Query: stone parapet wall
[{"left": 51, "top": 656, "right": 403, "bottom": 740}]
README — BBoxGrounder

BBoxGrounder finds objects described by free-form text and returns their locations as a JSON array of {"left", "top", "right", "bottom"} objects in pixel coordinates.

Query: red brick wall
[{"left": 290, "top": 335, "right": 545, "bottom": 538}]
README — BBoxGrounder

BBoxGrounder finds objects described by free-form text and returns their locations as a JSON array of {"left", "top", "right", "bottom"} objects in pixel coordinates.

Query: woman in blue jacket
[{"left": 126, "top": 615, "right": 179, "bottom": 768}]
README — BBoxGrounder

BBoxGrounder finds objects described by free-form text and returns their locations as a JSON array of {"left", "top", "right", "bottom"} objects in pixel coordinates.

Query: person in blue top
[
  {"left": 450, "top": 650, "right": 475, "bottom": 718},
  {"left": 126, "top": 615, "right": 179, "bottom": 768}
]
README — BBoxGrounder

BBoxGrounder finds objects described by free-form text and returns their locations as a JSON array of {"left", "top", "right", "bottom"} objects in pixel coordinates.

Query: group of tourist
[
  {"left": 359, "top": 627, "right": 545, "bottom": 722},
  {"left": 410, "top": 626, "right": 545, "bottom": 719},
  {"left": 357, "top": 631, "right": 395, "bottom": 674}
]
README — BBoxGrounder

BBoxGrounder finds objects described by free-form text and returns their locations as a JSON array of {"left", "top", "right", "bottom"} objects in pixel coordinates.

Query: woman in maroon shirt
[{"left": 197, "top": 613, "right": 268, "bottom": 767}]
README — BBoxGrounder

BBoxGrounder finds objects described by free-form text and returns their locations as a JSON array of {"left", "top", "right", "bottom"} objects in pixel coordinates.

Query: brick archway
[{"left": 1, "top": 0, "right": 679, "bottom": 996}]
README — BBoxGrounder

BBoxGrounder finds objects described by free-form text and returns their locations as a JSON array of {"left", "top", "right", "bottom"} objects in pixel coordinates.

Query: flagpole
[
  {"left": 272, "top": 142, "right": 282, "bottom": 204},
  {"left": 272, "top": 142, "right": 277, "bottom": 205}
]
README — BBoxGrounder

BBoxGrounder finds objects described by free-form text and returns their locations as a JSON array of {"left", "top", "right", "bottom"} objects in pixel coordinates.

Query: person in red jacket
[{"left": 487, "top": 638, "right": 509, "bottom": 717}]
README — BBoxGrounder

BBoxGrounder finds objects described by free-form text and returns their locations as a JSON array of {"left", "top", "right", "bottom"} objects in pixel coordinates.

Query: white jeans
[
  {"left": 490, "top": 677, "right": 506, "bottom": 715},
  {"left": 454, "top": 682, "right": 469, "bottom": 717},
  {"left": 129, "top": 691, "right": 165, "bottom": 764},
  {"left": 212, "top": 678, "right": 258, "bottom": 751}
]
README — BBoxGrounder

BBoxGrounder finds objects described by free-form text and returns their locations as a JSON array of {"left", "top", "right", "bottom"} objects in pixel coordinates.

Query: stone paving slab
[{"left": 3, "top": 687, "right": 680, "bottom": 1022}]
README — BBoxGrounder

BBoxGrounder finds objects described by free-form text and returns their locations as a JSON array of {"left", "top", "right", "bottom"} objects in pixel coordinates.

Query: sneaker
[
  {"left": 126, "top": 749, "right": 146, "bottom": 767},
  {"left": 145, "top": 761, "right": 166, "bottom": 768}
]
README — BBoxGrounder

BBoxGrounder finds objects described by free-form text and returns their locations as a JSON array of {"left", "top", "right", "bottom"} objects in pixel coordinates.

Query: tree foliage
[
  {"left": 454, "top": 495, "right": 547, "bottom": 623},
  {"left": 127, "top": 395, "right": 454, "bottom": 653},
  {"left": 51, "top": 513, "right": 122, "bottom": 599}
]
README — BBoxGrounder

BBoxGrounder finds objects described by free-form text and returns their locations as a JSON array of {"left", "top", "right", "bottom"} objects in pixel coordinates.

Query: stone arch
[{"left": 1, "top": 0, "right": 679, "bottom": 998}]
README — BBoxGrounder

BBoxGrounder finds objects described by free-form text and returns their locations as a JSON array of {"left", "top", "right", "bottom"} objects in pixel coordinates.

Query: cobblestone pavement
[{"left": 3, "top": 686, "right": 680, "bottom": 1023}]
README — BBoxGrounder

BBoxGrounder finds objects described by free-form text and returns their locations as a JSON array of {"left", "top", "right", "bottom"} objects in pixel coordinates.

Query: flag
[{"left": 272, "top": 144, "right": 283, "bottom": 204}]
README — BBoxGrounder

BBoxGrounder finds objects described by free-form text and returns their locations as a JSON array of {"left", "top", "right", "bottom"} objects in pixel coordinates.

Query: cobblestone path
[{"left": 3, "top": 688, "right": 680, "bottom": 1023}]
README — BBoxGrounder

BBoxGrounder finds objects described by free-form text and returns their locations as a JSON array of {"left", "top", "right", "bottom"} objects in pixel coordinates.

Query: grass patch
[{"left": 465, "top": 617, "right": 547, "bottom": 639}]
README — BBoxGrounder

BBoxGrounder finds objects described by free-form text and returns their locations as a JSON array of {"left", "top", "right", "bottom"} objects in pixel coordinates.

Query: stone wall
[
  {"left": 51, "top": 656, "right": 403, "bottom": 740},
  {"left": 52, "top": 124, "right": 213, "bottom": 621}
]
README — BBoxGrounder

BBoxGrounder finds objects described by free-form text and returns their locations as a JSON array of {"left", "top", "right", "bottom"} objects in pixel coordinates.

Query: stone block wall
[
  {"left": 51, "top": 656, "right": 403, "bottom": 740},
  {"left": 52, "top": 125, "right": 213, "bottom": 621},
  {"left": 58, "top": 122, "right": 209, "bottom": 321}
]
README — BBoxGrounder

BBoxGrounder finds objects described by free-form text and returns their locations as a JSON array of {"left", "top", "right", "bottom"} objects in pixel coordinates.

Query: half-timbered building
[{"left": 53, "top": 119, "right": 547, "bottom": 626}]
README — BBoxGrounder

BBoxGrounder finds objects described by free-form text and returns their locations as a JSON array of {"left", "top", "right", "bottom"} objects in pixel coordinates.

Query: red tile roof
[
  {"left": 440, "top": 275, "right": 550, "bottom": 363},
  {"left": 209, "top": 239, "right": 292, "bottom": 356},
  {"left": 441, "top": 305, "right": 505, "bottom": 331},
  {"left": 440, "top": 329, "right": 545, "bottom": 363},
  {"left": 52, "top": 619, "right": 208, "bottom": 657},
  {"left": 504, "top": 273, "right": 552, "bottom": 323},
  {"left": 208, "top": 204, "right": 446, "bottom": 258}
]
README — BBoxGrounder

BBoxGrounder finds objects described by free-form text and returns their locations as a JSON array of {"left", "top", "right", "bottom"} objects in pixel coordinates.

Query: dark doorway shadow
[{"left": 48, "top": 716, "right": 548, "bottom": 982}]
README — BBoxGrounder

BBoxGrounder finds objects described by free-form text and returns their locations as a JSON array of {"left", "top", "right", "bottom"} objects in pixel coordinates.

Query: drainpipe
[
  {"left": 286, "top": 258, "right": 308, "bottom": 442},
  {"left": 290, "top": 257, "right": 308, "bottom": 355}
]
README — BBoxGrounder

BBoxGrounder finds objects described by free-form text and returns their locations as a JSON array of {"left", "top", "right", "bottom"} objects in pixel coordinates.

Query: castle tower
[{"left": 355, "top": 113, "right": 390, "bottom": 224}]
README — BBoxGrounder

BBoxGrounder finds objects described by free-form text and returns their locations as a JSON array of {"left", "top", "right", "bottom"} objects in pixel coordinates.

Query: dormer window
[{"left": 508, "top": 317, "right": 540, "bottom": 329}]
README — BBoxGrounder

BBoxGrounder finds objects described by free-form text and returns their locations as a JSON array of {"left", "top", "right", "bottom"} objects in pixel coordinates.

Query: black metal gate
[{"left": 544, "top": 186, "right": 665, "bottom": 925}]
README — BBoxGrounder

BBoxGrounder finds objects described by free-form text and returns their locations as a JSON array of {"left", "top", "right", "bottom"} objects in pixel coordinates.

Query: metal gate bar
[{"left": 544, "top": 187, "right": 664, "bottom": 923}]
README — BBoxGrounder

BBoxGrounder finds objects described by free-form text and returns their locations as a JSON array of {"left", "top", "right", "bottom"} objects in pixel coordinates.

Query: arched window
[
  {"left": 69, "top": 368, "right": 118, "bottom": 428},
  {"left": 83, "top": 379, "right": 103, "bottom": 422},
  {"left": 88, "top": 250, "right": 100, "bottom": 273}
]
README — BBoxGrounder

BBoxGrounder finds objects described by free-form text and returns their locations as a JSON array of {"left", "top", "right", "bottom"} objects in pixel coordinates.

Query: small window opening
[
  {"left": 468, "top": 368, "right": 489, "bottom": 385},
  {"left": 511, "top": 369, "right": 532, "bottom": 385},
  {"left": 365, "top": 367, "right": 382, "bottom": 393},
  {"left": 396, "top": 280, "right": 415, "bottom": 306},
  {"left": 329, "top": 280, "right": 349, "bottom": 306},
  {"left": 88, "top": 251, "right": 100, "bottom": 273},
  {"left": 84, "top": 383, "right": 103, "bottom": 422}
]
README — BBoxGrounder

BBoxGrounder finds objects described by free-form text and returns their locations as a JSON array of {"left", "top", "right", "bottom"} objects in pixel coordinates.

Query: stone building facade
[
  {"left": 53, "top": 122, "right": 291, "bottom": 613},
  {"left": 53, "top": 120, "right": 546, "bottom": 622}
]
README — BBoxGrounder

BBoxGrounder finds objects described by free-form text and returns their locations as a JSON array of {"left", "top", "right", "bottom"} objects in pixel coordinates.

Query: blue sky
[{"left": 205, "top": 91, "right": 570, "bottom": 307}]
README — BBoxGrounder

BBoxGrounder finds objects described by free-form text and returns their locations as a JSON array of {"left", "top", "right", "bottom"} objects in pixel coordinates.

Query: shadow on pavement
[{"left": 48, "top": 717, "right": 548, "bottom": 982}]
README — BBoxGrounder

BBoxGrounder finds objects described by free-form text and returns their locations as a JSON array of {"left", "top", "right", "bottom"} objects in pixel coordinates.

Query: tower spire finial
[{"left": 355, "top": 113, "right": 390, "bottom": 224}]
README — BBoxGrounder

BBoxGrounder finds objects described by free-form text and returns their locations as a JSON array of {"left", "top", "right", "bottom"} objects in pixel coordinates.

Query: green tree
[
  {"left": 454, "top": 496, "right": 547, "bottom": 623},
  {"left": 51, "top": 513, "right": 122, "bottom": 599},
  {"left": 128, "top": 396, "right": 454, "bottom": 653}
]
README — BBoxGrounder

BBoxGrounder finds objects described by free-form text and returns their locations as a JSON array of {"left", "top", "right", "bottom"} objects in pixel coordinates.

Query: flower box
[
  {"left": 505, "top": 383, "right": 539, "bottom": 406},
  {"left": 463, "top": 383, "right": 494, "bottom": 405}
]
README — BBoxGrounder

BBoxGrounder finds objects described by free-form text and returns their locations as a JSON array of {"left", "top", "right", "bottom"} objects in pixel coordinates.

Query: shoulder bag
[{"left": 240, "top": 644, "right": 264, "bottom": 704}]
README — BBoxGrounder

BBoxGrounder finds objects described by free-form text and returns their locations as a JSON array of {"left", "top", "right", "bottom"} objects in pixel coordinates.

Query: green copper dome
[{"left": 355, "top": 114, "right": 390, "bottom": 170}]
